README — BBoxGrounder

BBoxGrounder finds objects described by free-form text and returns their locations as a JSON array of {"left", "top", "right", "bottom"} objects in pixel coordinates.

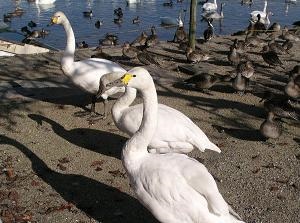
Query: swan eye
[{"left": 133, "top": 75, "right": 136, "bottom": 77}]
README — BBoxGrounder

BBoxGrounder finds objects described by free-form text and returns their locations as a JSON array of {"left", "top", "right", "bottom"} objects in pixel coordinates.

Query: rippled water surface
[{"left": 0, "top": 0, "right": 299, "bottom": 49}]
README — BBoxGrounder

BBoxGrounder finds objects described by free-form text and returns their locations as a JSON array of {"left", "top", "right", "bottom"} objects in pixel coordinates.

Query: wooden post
[{"left": 189, "top": 0, "right": 197, "bottom": 50}]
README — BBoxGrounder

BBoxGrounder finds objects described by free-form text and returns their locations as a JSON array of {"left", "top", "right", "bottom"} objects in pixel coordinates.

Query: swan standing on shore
[
  {"left": 97, "top": 72, "right": 221, "bottom": 154},
  {"left": 107, "top": 67, "right": 244, "bottom": 223},
  {"left": 49, "top": 11, "right": 126, "bottom": 119}
]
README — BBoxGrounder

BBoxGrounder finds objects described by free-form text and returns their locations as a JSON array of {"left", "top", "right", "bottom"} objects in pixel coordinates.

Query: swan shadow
[
  {"left": 0, "top": 134, "right": 157, "bottom": 223},
  {"left": 212, "top": 125, "right": 265, "bottom": 141},
  {"left": 28, "top": 114, "right": 127, "bottom": 160}
]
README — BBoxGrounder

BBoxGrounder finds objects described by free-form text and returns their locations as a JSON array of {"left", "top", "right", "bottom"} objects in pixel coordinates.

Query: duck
[
  {"left": 287, "top": 65, "right": 300, "bottom": 79},
  {"left": 76, "top": 41, "right": 89, "bottom": 49},
  {"left": 250, "top": 0, "right": 268, "bottom": 21},
  {"left": 232, "top": 71, "right": 248, "bottom": 94},
  {"left": 260, "top": 111, "right": 282, "bottom": 140},
  {"left": 114, "top": 8, "right": 123, "bottom": 18},
  {"left": 91, "top": 46, "right": 112, "bottom": 59},
  {"left": 245, "top": 35, "right": 266, "bottom": 48},
  {"left": 49, "top": 11, "right": 126, "bottom": 118},
  {"left": 130, "top": 31, "right": 148, "bottom": 46},
  {"left": 99, "top": 34, "right": 117, "bottom": 46},
  {"left": 163, "top": 0, "right": 173, "bottom": 7},
  {"left": 285, "top": 74, "right": 300, "bottom": 100},
  {"left": 202, "top": 0, "right": 218, "bottom": 11},
  {"left": 236, "top": 61, "right": 254, "bottom": 79},
  {"left": 268, "top": 40, "right": 289, "bottom": 55},
  {"left": 173, "top": 16, "right": 187, "bottom": 42},
  {"left": 267, "top": 22, "right": 281, "bottom": 39},
  {"left": 82, "top": 10, "right": 92, "bottom": 18},
  {"left": 241, "top": 0, "right": 253, "bottom": 6},
  {"left": 186, "top": 47, "right": 210, "bottom": 63},
  {"left": 28, "top": 20, "right": 37, "bottom": 28},
  {"left": 260, "top": 92, "right": 299, "bottom": 120},
  {"left": 137, "top": 52, "right": 160, "bottom": 66},
  {"left": 279, "top": 26, "right": 300, "bottom": 42},
  {"left": 3, "top": 14, "right": 12, "bottom": 23},
  {"left": 253, "top": 14, "right": 266, "bottom": 34},
  {"left": 98, "top": 67, "right": 244, "bottom": 223},
  {"left": 282, "top": 40, "right": 293, "bottom": 53},
  {"left": 228, "top": 45, "right": 241, "bottom": 66},
  {"left": 183, "top": 72, "right": 224, "bottom": 92},
  {"left": 122, "top": 42, "right": 139, "bottom": 59},
  {"left": 293, "top": 21, "right": 300, "bottom": 26},
  {"left": 114, "top": 17, "right": 123, "bottom": 25},
  {"left": 202, "top": 2, "right": 225, "bottom": 20},
  {"left": 233, "top": 39, "right": 246, "bottom": 54},
  {"left": 203, "top": 18, "right": 214, "bottom": 42},
  {"left": 95, "top": 20, "right": 103, "bottom": 29},
  {"left": 261, "top": 45, "right": 284, "bottom": 68},
  {"left": 36, "top": 0, "right": 56, "bottom": 4},
  {"left": 145, "top": 26, "right": 158, "bottom": 47},
  {"left": 132, "top": 16, "right": 140, "bottom": 24},
  {"left": 21, "top": 26, "right": 31, "bottom": 36}
]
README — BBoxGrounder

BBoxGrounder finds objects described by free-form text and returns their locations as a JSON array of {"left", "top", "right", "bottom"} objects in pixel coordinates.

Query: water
[{"left": 0, "top": 0, "right": 299, "bottom": 50}]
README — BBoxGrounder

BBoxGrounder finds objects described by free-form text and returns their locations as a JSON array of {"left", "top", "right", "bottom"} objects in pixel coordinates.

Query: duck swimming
[{"left": 100, "top": 67, "right": 244, "bottom": 223}]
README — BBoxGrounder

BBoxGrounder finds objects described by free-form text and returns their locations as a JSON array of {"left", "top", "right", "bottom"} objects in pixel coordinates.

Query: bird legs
[{"left": 87, "top": 95, "right": 108, "bottom": 124}]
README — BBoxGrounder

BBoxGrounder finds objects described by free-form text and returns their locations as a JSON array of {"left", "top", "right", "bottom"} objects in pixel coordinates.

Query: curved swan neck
[
  {"left": 61, "top": 18, "right": 75, "bottom": 71},
  {"left": 123, "top": 82, "right": 158, "bottom": 157},
  {"left": 112, "top": 87, "right": 137, "bottom": 122},
  {"left": 263, "top": 1, "right": 267, "bottom": 13}
]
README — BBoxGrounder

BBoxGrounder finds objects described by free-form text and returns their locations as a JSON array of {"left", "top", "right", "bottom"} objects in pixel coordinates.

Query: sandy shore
[{"left": 0, "top": 35, "right": 299, "bottom": 223}]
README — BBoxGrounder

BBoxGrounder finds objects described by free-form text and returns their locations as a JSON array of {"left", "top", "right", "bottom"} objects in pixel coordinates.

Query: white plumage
[
  {"left": 36, "top": 0, "right": 56, "bottom": 4},
  {"left": 115, "top": 67, "right": 244, "bottom": 223},
  {"left": 50, "top": 11, "right": 125, "bottom": 115},
  {"left": 250, "top": 0, "right": 268, "bottom": 21},
  {"left": 202, "top": 0, "right": 218, "bottom": 11},
  {"left": 99, "top": 72, "right": 221, "bottom": 154}
]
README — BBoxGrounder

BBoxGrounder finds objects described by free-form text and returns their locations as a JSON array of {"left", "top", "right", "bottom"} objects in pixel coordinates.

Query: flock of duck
[{"left": 45, "top": 2, "right": 300, "bottom": 220}]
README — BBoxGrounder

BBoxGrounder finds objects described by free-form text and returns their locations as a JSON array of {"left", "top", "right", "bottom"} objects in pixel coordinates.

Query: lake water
[{"left": 0, "top": 0, "right": 299, "bottom": 50}]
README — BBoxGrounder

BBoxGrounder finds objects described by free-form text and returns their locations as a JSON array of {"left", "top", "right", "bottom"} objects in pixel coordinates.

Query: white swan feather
[
  {"left": 202, "top": 0, "right": 218, "bottom": 11},
  {"left": 117, "top": 67, "right": 244, "bottom": 223}
]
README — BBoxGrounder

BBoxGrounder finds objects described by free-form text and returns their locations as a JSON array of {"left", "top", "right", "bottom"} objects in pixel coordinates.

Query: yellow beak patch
[
  {"left": 51, "top": 16, "right": 58, "bottom": 24},
  {"left": 122, "top": 73, "right": 133, "bottom": 85}
]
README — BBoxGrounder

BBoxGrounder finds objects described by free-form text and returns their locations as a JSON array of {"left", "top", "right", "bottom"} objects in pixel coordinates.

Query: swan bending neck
[{"left": 123, "top": 83, "right": 158, "bottom": 157}]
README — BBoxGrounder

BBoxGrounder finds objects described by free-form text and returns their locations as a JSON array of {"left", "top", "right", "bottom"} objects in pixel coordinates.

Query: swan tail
[{"left": 206, "top": 142, "right": 221, "bottom": 153}]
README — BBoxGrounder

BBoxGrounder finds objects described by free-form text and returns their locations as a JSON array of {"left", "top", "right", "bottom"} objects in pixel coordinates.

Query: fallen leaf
[
  {"left": 58, "top": 157, "right": 70, "bottom": 164},
  {"left": 90, "top": 160, "right": 104, "bottom": 167},
  {"left": 57, "top": 163, "right": 67, "bottom": 171},
  {"left": 108, "top": 170, "right": 126, "bottom": 178},
  {"left": 8, "top": 190, "right": 19, "bottom": 202},
  {"left": 31, "top": 180, "right": 40, "bottom": 187}
]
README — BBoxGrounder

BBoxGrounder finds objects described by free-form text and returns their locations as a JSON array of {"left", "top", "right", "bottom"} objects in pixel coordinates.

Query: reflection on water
[{"left": 0, "top": 0, "right": 299, "bottom": 49}]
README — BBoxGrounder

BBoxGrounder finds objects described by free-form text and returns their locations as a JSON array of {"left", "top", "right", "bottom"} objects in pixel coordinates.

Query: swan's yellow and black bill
[
  {"left": 121, "top": 73, "right": 133, "bottom": 85},
  {"left": 48, "top": 16, "right": 58, "bottom": 26}
]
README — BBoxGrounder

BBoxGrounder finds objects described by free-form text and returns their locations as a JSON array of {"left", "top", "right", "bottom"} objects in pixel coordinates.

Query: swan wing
[
  {"left": 70, "top": 58, "right": 125, "bottom": 94},
  {"left": 117, "top": 104, "right": 220, "bottom": 153}
]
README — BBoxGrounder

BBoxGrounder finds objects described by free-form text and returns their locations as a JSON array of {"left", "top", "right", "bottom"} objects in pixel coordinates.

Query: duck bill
[{"left": 96, "top": 79, "right": 125, "bottom": 99}]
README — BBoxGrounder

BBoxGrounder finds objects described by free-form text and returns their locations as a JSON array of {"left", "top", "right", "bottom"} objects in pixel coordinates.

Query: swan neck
[
  {"left": 112, "top": 87, "right": 137, "bottom": 123},
  {"left": 124, "top": 82, "right": 158, "bottom": 156},
  {"left": 61, "top": 19, "right": 75, "bottom": 70},
  {"left": 263, "top": 1, "right": 267, "bottom": 13}
]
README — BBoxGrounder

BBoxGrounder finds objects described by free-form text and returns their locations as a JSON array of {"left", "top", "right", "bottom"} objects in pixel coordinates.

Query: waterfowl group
[{"left": 97, "top": 67, "right": 244, "bottom": 223}]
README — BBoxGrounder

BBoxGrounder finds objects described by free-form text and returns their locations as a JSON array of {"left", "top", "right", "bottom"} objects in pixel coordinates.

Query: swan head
[
  {"left": 49, "top": 11, "right": 67, "bottom": 25},
  {"left": 104, "top": 67, "right": 152, "bottom": 92}
]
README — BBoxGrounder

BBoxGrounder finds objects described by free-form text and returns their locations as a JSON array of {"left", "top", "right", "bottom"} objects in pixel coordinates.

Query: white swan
[
  {"left": 97, "top": 71, "right": 221, "bottom": 154},
  {"left": 202, "top": 0, "right": 218, "bottom": 11},
  {"left": 36, "top": 0, "right": 56, "bottom": 5},
  {"left": 250, "top": 0, "right": 267, "bottom": 21},
  {"left": 202, "top": 2, "right": 225, "bottom": 19},
  {"left": 113, "top": 67, "right": 245, "bottom": 223},
  {"left": 49, "top": 11, "right": 126, "bottom": 118},
  {"left": 260, "top": 11, "right": 273, "bottom": 27}
]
